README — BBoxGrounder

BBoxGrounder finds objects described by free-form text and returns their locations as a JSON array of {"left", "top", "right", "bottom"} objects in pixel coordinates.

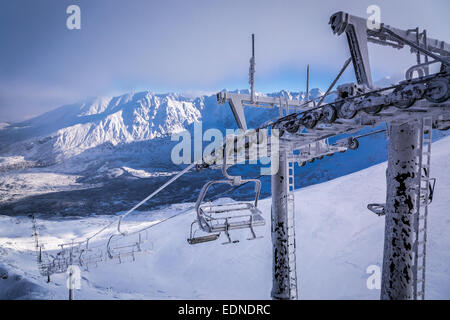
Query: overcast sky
[{"left": 0, "top": 0, "right": 449, "bottom": 122}]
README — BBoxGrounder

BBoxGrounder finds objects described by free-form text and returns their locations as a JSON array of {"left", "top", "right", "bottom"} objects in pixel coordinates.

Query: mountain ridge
[{"left": 0, "top": 89, "right": 325, "bottom": 164}]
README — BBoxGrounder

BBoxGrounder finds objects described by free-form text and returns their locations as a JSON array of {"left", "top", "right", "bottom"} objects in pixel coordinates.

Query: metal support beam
[
  {"left": 381, "top": 121, "right": 422, "bottom": 300},
  {"left": 69, "top": 281, "right": 74, "bottom": 300},
  {"left": 271, "top": 151, "right": 291, "bottom": 300},
  {"left": 381, "top": 27, "right": 450, "bottom": 67},
  {"left": 69, "top": 248, "right": 74, "bottom": 300},
  {"left": 249, "top": 34, "right": 256, "bottom": 103},
  {"left": 329, "top": 12, "right": 374, "bottom": 88}
]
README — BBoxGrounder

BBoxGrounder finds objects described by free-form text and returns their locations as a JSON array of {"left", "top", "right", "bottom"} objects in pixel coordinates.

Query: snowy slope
[{"left": 1, "top": 135, "right": 449, "bottom": 300}]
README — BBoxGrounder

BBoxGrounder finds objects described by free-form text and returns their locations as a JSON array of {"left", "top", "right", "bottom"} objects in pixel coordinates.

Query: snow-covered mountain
[
  {"left": 0, "top": 89, "right": 447, "bottom": 216},
  {"left": 0, "top": 89, "right": 328, "bottom": 164},
  {"left": 1, "top": 92, "right": 201, "bottom": 163},
  {"left": 1, "top": 135, "right": 449, "bottom": 299},
  {"left": 0, "top": 88, "right": 449, "bottom": 299},
  {"left": 0, "top": 89, "right": 322, "bottom": 215},
  {"left": 0, "top": 90, "right": 315, "bottom": 163}
]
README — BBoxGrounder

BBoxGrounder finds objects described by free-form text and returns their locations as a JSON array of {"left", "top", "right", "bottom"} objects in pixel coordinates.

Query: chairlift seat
[
  {"left": 187, "top": 233, "right": 220, "bottom": 245},
  {"left": 189, "top": 156, "right": 265, "bottom": 244},
  {"left": 199, "top": 202, "right": 265, "bottom": 233},
  {"left": 367, "top": 203, "right": 386, "bottom": 216}
]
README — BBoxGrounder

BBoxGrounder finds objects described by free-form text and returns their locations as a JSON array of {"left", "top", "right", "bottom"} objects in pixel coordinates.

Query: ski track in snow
[{"left": 0, "top": 136, "right": 449, "bottom": 300}]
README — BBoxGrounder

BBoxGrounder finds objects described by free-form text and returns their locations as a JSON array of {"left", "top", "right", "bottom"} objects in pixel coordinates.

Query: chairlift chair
[
  {"left": 367, "top": 203, "right": 386, "bottom": 216},
  {"left": 107, "top": 233, "right": 144, "bottom": 260},
  {"left": 188, "top": 151, "right": 265, "bottom": 245}
]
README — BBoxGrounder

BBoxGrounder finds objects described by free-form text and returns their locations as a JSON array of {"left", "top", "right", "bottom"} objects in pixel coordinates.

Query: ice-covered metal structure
[
  {"left": 38, "top": 11, "right": 449, "bottom": 301},
  {"left": 213, "top": 12, "right": 449, "bottom": 300}
]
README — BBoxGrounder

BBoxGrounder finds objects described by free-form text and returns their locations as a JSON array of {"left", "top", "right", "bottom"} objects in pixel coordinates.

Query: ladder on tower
[
  {"left": 286, "top": 155, "right": 298, "bottom": 300},
  {"left": 414, "top": 116, "right": 435, "bottom": 300}
]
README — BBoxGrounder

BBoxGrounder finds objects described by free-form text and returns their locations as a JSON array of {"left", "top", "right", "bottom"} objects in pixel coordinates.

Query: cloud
[
  {"left": 0, "top": 0, "right": 449, "bottom": 122},
  {"left": 0, "top": 81, "right": 84, "bottom": 122}
]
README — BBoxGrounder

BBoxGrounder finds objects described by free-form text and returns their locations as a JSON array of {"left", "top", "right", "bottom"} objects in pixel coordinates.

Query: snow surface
[{"left": 1, "top": 135, "right": 449, "bottom": 300}]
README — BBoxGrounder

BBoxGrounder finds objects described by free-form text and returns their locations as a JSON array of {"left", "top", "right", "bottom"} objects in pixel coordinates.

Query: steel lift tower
[
  {"left": 216, "top": 13, "right": 449, "bottom": 300},
  {"left": 329, "top": 11, "right": 449, "bottom": 300}
]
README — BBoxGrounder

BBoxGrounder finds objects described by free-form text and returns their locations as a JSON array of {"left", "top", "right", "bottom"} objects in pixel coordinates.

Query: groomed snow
[{"left": 0, "top": 136, "right": 449, "bottom": 300}]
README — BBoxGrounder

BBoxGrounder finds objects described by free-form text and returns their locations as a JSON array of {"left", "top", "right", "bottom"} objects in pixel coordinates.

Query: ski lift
[
  {"left": 188, "top": 148, "right": 265, "bottom": 245},
  {"left": 106, "top": 231, "right": 151, "bottom": 261}
]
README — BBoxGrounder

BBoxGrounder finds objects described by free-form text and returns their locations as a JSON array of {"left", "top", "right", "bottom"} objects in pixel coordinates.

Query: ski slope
[{"left": 0, "top": 136, "right": 449, "bottom": 300}]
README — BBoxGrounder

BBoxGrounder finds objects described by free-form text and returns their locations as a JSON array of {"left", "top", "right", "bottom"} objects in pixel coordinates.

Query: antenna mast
[
  {"left": 306, "top": 65, "right": 310, "bottom": 105},
  {"left": 249, "top": 34, "right": 256, "bottom": 103}
]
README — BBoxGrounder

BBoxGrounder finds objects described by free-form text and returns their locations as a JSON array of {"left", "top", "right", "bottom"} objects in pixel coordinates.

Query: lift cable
[{"left": 117, "top": 162, "right": 197, "bottom": 235}]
